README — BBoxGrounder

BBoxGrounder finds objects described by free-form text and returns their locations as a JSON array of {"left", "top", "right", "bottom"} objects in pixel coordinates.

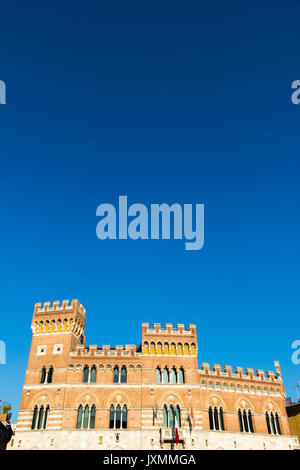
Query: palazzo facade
[{"left": 13, "top": 299, "right": 299, "bottom": 450}]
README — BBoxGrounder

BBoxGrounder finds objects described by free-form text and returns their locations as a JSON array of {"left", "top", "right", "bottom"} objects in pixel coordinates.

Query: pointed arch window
[
  {"left": 238, "top": 408, "right": 254, "bottom": 433},
  {"left": 156, "top": 367, "right": 162, "bottom": 384},
  {"left": 40, "top": 367, "right": 47, "bottom": 384},
  {"left": 83, "top": 366, "right": 89, "bottom": 383},
  {"left": 219, "top": 407, "right": 225, "bottom": 431},
  {"left": 76, "top": 404, "right": 96, "bottom": 429},
  {"left": 163, "top": 367, "right": 169, "bottom": 384},
  {"left": 44, "top": 405, "right": 50, "bottom": 429},
  {"left": 47, "top": 367, "right": 53, "bottom": 384},
  {"left": 77, "top": 405, "right": 83, "bottom": 429},
  {"left": 178, "top": 367, "right": 185, "bottom": 384},
  {"left": 83, "top": 405, "right": 90, "bottom": 429},
  {"left": 209, "top": 406, "right": 225, "bottom": 431},
  {"left": 109, "top": 405, "right": 115, "bottom": 429},
  {"left": 209, "top": 406, "right": 214, "bottom": 430},
  {"left": 120, "top": 366, "right": 127, "bottom": 383},
  {"left": 266, "top": 411, "right": 281, "bottom": 435},
  {"left": 31, "top": 406, "right": 38, "bottom": 430},
  {"left": 157, "top": 342, "right": 162, "bottom": 355},
  {"left": 163, "top": 405, "right": 168, "bottom": 428},
  {"left": 90, "top": 405, "right": 96, "bottom": 429},
  {"left": 32, "top": 405, "right": 50, "bottom": 430},
  {"left": 169, "top": 405, "right": 175, "bottom": 428},
  {"left": 275, "top": 412, "right": 281, "bottom": 435},
  {"left": 37, "top": 406, "right": 44, "bottom": 430},
  {"left": 214, "top": 406, "right": 220, "bottom": 430},
  {"left": 122, "top": 405, "right": 128, "bottom": 429},
  {"left": 170, "top": 367, "right": 177, "bottom": 384},
  {"left": 109, "top": 404, "right": 128, "bottom": 429},
  {"left": 90, "top": 366, "right": 97, "bottom": 383},
  {"left": 115, "top": 405, "right": 121, "bottom": 429},
  {"left": 162, "top": 405, "right": 181, "bottom": 428},
  {"left": 113, "top": 366, "right": 119, "bottom": 383},
  {"left": 175, "top": 405, "right": 181, "bottom": 427}
]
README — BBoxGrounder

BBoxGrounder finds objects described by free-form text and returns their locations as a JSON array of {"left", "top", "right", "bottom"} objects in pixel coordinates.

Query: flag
[
  {"left": 189, "top": 402, "right": 196, "bottom": 427},
  {"left": 175, "top": 415, "right": 180, "bottom": 445},
  {"left": 153, "top": 400, "right": 159, "bottom": 424}
]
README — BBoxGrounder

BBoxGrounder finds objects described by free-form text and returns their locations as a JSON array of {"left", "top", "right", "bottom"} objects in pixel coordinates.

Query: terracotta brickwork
[{"left": 13, "top": 300, "right": 299, "bottom": 450}]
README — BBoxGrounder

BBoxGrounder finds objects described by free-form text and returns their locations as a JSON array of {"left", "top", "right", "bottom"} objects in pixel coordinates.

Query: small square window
[
  {"left": 37, "top": 345, "right": 46, "bottom": 356},
  {"left": 53, "top": 344, "right": 63, "bottom": 354}
]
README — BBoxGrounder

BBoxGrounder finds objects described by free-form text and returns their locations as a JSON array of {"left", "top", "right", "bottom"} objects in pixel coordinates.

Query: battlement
[
  {"left": 142, "top": 322, "right": 197, "bottom": 337},
  {"left": 31, "top": 300, "right": 86, "bottom": 338},
  {"left": 33, "top": 299, "right": 86, "bottom": 318},
  {"left": 198, "top": 361, "right": 282, "bottom": 383},
  {"left": 70, "top": 344, "right": 142, "bottom": 357}
]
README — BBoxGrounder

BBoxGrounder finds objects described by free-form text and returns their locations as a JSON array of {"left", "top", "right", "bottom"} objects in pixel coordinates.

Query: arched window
[
  {"left": 163, "top": 367, "right": 169, "bottom": 384},
  {"left": 265, "top": 411, "right": 271, "bottom": 434},
  {"left": 37, "top": 406, "right": 44, "bottom": 430},
  {"left": 47, "top": 367, "right": 53, "bottom": 384},
  {"left": 191, "top": 343, "right": 196, "bottom": 355},
  {"left": 170, "top": 367, "right": 177, "bottom": 384},
  {"left": 143, "top": 342, "right": 149, "bottom": 354},
  {"left": 31, "top": 405, "right": 49, "bottom": 430},
  {"left": 209, "top": 406, "right": 214, "bottom": 430},
  {"left": 175, "top": 406, "right": 181, "bottom": 427},
  {"left": 238, "top": 409, "right": 243, "bottom": 432},
  {"left": 109, "top": 405, "right": 115, "bottom": 429},
  {"left": 208, "top": 406, "right": 225, "bottom": 431},
  {"left": 150, "top": 342, "right": 155, "bottom": 354},
  {"left": 156, "top": 367, "right": 162, "bottom": 384},
  {"left": 109, "top": 404, "right": 128, "bottom": 429},
  {"left": 248, "top": 410, "right": 254, "bottom": 433},
  {"left": 170, "top": 343, "right": 176, "bottom": 355},
  {"left": 164, "top": 343, "right": 169, "bottom": 355},
  {"left": 169, "top": 405, "right": 175, "bottom": 428},
  {"left": 31, "top": 406, "right": 38, "bottom": 430},
  {"left": 157, "top": 342, "right": 162, "bottom": 355},
  {"left": 77, "top": 405, "right": 83, "bottom": 429},
  {"left": 44, "top": 405, "right": 50, "bottom": 429},
  {"left": 239, "top": 408, "right": 254, "bottom": 433},
  {"left": 178, "top": 367, "right": 185, "bottom": 384},
  {"left": 90, "top": 366, "right": 97, "bottom": 383},
  {"left": 83, "top": 405, "right": 89, "bottom": 429},
  {"left": 77, "top": 404, "right": 95, "bottom": 429},
  {"left": 214, "top": 406, "right": 220, "bottom": 431},
  {"left": 121, "top": 366, "right": 127, "bottom": 383},
  {"left": 40, "top": 367, "right": 46, "bottom": 384},
  {"left": 275, "top": 412, "right": 281, "bottom": 435},
  {"left": 177, "top": 343, "right": 183, "bottom": 355},
  {"left": 184, "top": 343, "right": 189, "bottom": 355},
  {"left": 243, "top": 409, "right": 249, "bottom": 432},
  {"left": 219, "top": 407, "right": 225, "bottom": 431},
  {"left": 163, "top": 405, "right": 168, "bottom": 428},
  {"left": 90, "top": 405, "right": 96, "bottom": 429},
  {"left": 122, "top": 405, "right": 128, "bottom": 429},
  {"left": 83, "top": 366, "right": 89, "bottom": 383},
  {"left": 113, "top": 366, "right": 119, "bottom": 383},
  {"left": 115, "top": 405, "right": 121, "bottom": 429}
]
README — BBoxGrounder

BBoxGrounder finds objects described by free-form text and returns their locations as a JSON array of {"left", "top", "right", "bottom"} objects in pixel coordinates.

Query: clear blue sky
[{"left": 0, "top": 1, "right": 299, "bottom": 422}]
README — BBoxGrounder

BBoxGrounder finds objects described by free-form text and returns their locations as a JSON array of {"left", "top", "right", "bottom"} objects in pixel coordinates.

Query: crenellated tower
[{"left": 25, "top": 299, "right": 86, "bottom": 385}]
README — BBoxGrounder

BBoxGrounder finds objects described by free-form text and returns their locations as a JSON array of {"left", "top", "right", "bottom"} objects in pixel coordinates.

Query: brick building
[{"left": 13, "top": 299, "right": 299, "bottom": 450}]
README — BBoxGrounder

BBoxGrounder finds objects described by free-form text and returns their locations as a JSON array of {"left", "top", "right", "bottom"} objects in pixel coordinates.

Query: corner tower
[{"left": 25, "top": 299, "right": 86, "bottom": 385}]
